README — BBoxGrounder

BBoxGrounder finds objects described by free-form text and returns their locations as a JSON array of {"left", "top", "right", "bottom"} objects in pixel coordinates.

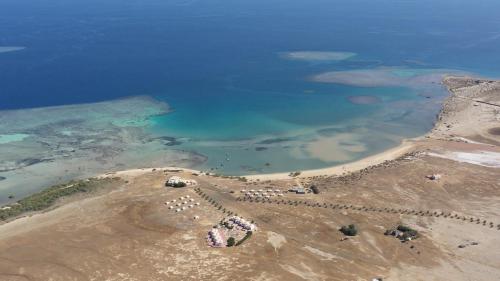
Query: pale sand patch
[
  {"left": 267, "top": 231, "right": 286, "bottom": 252},
  {"left": 347, "top": 95, "right": 382, "bottom": 105},
  {"left": 0, "top": 46, "right": 25, "bottom": 53},
  {"left": 306, "top": 133, "right": 367, "bottom": 162},
  {"left": 303, "top": 245, "right": 337, "bottom": 261},
  {"left": 100, "top": 166, "right": 203, "bottom": 179},
  {"left": 427, "top": 151, "right": 500, "bottom": 168},
  {"left": 281, "top": 51, "right": 356, "bottom": 62},
  {"left": 245, "top": 139, "right": 415, "bottom": 181},
  {"left": 280, "top": 262, "right": 327, "bottom": 281},
  {"left": 451, "top": 137, "right": 492, "bottom": 145},
  {"left": 313, "top": 69, "right": 401, "bottom": 87},
  {"left": 0, "top": 133, "right": 30, "bottom": 144},
  {"left": 311, "top": 67, "right": 457, "bottom": 88}
]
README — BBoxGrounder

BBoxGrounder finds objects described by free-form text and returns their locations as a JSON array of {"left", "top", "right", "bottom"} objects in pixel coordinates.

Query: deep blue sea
[{"left": 1, "top": 0, "right": 500, "bottom": 174}]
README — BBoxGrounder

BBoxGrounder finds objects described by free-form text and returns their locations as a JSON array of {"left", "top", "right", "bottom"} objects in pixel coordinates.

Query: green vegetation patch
[
  {"left": 340, "top": 224, "right": 358, "bottom": 236},
  {"left": 384, "top": 224, "right": 419, "bottom": 242},
  {"left": 310, "top": 185, "right": 320, "bottom": 194},
  {"left": 0, "top": 177, "right": 121, "bottom": 221},
  {"left": 227, "top": 237, "right": 236, "bottom": 247}
]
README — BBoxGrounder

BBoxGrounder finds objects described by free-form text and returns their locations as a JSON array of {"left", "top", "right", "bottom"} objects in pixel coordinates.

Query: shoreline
[
  {"left": 243, "top": 75, "right": 500, "bottom": 180},
  {"left": 2, "top": 75, "right": 492, "bottom": 203},
  {"left": 107, "top": 75, "right": 499, "bottom": 182},
  {"left": 243, "top": 139, "right": 418, "bottom": 180},
  {"left": 235, "top": 75, "right": 452, "bottom": 180},
  {"left": 94, "top": 76, "right": 462, "bottom": 181},
  {"left": 94, "top": 139, "right": 419, "bottom": 182},
  {"left": 98, "top": 166, "right": 204, "bottom": 179}
]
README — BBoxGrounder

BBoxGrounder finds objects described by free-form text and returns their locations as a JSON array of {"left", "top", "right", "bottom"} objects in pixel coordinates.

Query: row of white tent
[
  {"left": 167, "top": 198, "right": 195, "bottom": 206},
  {"left": 244, "top": 192, "right": 284, "bottom": 198},
  {"left": 165, "top": 195, "right": 194, "bottom": 205},
  {"left": 168, "top": 202, "right": 201, "bottom": 212},
  {"left": 241, "top": 189, "right": 282, "bottom": 193}
]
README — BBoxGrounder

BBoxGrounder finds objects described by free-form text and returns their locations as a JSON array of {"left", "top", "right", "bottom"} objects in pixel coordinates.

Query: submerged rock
[{"left": 347, "top": 95, "right": 382, "bottom": 105}]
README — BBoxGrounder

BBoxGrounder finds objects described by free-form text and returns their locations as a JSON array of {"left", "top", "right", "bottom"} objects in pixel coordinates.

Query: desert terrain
[{"left": 0, "top": 76, "right": 499, "bottom": 281}]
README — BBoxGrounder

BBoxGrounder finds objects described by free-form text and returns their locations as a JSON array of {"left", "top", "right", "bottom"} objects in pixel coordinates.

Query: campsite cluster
[
  {"left": 165, "top": 195, "right": 201, "bottom": 214},
  {"left": 207, "top": 216, "right": 256, "bottom": 248},
  {"left": 192, "top": 186, "right": 258, "bottom": 247},
  {"left": 165, "top": 170, "right": 499, "bottom": 251}
]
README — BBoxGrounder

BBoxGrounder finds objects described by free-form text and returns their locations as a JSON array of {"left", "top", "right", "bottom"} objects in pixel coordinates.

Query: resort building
[
  {"left": 166, "top": 176, "right": 197, "bottom": 187},
  {"left": 289, "top": 187, "right": 306, "bottom": 194},
  {"left": 228, "top": 216, "right": 257, "bottom": 231},
  {"left": 208, "top": 229, "right": 224, "bottom": 247}
]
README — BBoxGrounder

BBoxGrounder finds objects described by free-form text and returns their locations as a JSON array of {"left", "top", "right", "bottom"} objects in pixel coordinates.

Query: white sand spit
[{"left": 428, "top": 151, "right": 500, "bottom": 168}]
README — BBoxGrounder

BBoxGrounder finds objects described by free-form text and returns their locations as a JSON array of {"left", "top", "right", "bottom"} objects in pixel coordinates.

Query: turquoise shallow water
[
  {"left": 149, "top": 70, "right": 446, "bottom": 174},
  {"left": 1, "top": 0, "right": 500, "bottom": 176}
]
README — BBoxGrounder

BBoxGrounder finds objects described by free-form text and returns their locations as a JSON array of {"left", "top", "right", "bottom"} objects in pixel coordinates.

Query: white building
[
  {"left": 166, "top": 176, "right": 197, "bottom": 187},
  {"left": 228, "top": 216, "right": 257, "bottom": 231},
  {"left": 208, "top": 229, "right": 224, "bottom": 247}
]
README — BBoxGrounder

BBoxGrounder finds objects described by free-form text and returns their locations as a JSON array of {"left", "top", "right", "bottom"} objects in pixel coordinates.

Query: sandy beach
[{"left": 245, "top": 139, "right": 417, "bottom": 181}]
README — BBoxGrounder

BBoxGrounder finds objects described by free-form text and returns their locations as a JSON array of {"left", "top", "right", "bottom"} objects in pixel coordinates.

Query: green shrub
[
  {"left": 227, "top": 237, "right": 236, "bottom": 247},
  {"left": 397, "top": 225, "right": 418, "bottom": 239},
  {"left": 397, "top": 225, "right": 413, "bottom": 232},
  {"left": 310, "top": 185, "right": 320, "bottom": 194},
  {"left": 340, "top": 224, "right": 358, "bottom": 236}
]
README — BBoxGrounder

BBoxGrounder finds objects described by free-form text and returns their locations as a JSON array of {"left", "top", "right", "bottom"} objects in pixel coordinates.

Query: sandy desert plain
[{"left": 0, "top": 76, "right": 499, "bottom": 281}]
